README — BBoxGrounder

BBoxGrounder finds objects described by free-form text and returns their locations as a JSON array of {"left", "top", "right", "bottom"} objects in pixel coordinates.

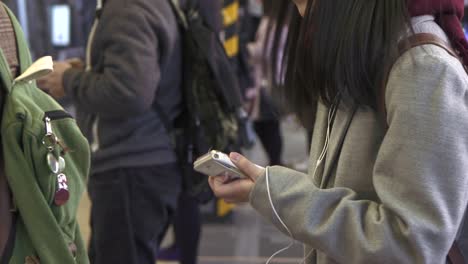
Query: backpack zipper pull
[
  {"left": 42, "top": 117, "right": 58, "bottom": 152},
  {"left": 45, "top": 117, "right": 52, "bottom": 134},
  {"left": 43, "top": 116, "right": 71, "bottom": 205}
]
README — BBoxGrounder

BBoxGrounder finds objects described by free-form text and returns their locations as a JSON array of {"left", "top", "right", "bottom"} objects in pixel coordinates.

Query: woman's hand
[{"left": 208, "top": 152, "right": 265, "bottom": 204}]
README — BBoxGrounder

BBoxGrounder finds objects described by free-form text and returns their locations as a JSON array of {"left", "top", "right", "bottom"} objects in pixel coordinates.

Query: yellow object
[
  {"left": 223, "top": 35, "right": 239, "bottom": 58},
  {"left": 222, "top": 1, "right": 239, "bottom": 27},
  {"left": 217, "top": 199, "right": 236, "bottom": 217}
]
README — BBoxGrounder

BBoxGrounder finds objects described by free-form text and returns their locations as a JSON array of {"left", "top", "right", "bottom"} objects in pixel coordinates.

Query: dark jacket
[
  {"left": 63, "top": 0, "right": 182, "bottom": 173},
  {"left": 196, "top": 0, "right": 222, "bottom": 33}
]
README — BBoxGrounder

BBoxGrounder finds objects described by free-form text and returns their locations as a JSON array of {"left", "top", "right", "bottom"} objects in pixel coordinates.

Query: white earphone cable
[
  {"left": 265, "top": 166, "right": 295, "bottom": 264},
  {"left": 265, "top": 104, "right": 337, "bottom": 264}
]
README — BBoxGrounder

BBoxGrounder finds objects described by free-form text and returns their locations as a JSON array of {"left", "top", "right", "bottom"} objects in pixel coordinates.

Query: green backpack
[{"left": 0, "top": 5, "right": 90, "bottom": 264}]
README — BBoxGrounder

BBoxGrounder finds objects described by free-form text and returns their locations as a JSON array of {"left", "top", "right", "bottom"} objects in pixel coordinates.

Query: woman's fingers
[
  {"left": 208, "top": 176, "right": 254, "bottom": 203},
  {"left": 229, "top": 152, "right": 265, "bottom": 182}
]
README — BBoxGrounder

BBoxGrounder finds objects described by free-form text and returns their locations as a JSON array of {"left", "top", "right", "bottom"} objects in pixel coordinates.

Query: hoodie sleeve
[{"left": 63, "top": 0, "right": 167, "bottom": 118}]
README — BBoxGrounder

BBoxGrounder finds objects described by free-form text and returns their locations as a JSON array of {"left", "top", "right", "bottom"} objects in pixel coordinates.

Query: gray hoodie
[{"left": 63, "top": 0, "right": 182, "bottom": 174}]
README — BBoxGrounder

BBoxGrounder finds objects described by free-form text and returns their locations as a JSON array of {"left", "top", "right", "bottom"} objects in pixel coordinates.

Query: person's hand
[
  {"left": 208, "top": 152, "right": 265, "bottom": 204},
  {"left": 37, "top": 61, "right": 72, "bottom": 99},
  {"left": 65, "top": 58, "right": 85, "bottom": 70}
]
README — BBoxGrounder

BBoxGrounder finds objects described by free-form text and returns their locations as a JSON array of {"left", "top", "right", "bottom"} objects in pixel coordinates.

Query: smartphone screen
[{"left": 50, "top": 4, "right": 71, "bottom": 47}]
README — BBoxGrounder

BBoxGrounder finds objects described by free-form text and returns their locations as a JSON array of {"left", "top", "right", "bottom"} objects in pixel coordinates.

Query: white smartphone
[
  {"left": 50, "top": 4, "right": 71, "bottom": 47},
  {"left": 194, "top": 150, "right": 246, "bottom": 179}
]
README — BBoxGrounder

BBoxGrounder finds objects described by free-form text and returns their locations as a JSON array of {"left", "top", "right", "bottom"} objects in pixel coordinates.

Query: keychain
[{"left": 43, "top": 117, "right": 69, "bottom": 206}]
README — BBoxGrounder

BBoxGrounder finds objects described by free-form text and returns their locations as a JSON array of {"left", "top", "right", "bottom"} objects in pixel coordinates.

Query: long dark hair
[{"left": 269, "top": 0, "right": 411, "bottom": 123}]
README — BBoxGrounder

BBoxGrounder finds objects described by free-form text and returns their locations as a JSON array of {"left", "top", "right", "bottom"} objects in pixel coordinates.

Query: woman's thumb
[{"left": 229, "top": 152, "right": 264, "bottom": 181}]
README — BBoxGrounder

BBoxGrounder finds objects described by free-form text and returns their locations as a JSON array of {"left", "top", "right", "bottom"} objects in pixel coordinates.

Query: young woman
[{"left": 209, "top": 0, "right": 468, "bottom": 262}]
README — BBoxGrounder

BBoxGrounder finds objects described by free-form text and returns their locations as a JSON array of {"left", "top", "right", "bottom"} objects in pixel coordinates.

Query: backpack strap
[
  {"left": 399, "top": 33, "right": 460, "bottom": 59},
  {"left": 381, "top": 33, "right": 467, "bottom": 264}
]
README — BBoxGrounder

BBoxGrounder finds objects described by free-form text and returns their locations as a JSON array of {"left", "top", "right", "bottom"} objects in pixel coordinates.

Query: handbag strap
[
  {"left": 398, "top": 33, "right": 460, "bottom": 59},
  {"left": 381, "top": 33, "right": 467, "bottom": 264}
]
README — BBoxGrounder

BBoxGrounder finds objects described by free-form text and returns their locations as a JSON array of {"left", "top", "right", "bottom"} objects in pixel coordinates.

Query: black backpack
[{"left": 155, "top": 0, "right": 248, "bottom": 203}]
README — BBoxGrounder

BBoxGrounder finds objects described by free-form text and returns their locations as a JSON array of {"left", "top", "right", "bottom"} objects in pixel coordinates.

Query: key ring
[{"left": 42, "top": 132, "right": 58, "bottom": 152}]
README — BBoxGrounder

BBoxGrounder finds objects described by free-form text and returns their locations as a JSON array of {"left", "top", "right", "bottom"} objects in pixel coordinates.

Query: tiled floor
[{"left": 77, "top": 118, "right": 310, "bottom": 264}]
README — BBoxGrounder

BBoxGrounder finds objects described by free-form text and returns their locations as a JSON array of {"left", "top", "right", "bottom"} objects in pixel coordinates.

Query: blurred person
[
  {"left": 209, "top": 0, "right": 468, "bottom": 263},
  {"left": 247, "top": 0, "right": 314, "bottom": 170},
  {"left": 37, "top": 0, "right": 183, "bottom": 263},
  {"left": 246, "top": 0, "right": 296, "bottom": 166}
]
